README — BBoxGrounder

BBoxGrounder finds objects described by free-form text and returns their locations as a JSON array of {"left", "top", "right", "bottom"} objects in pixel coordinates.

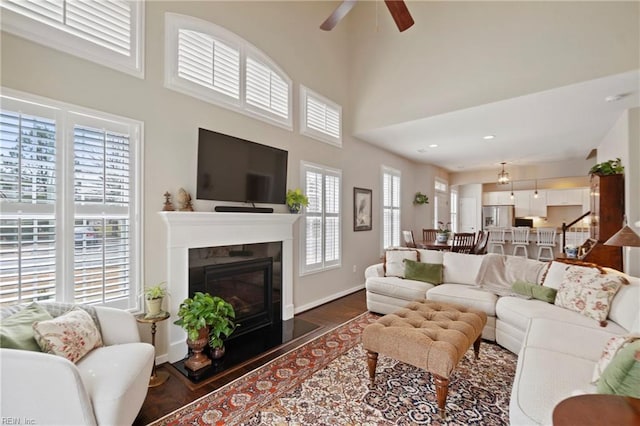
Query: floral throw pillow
[
  {"left": 592, "top": 335, "right": 640, "bottom": 384},
  {"left": 33, "top": 308, "right": 103, "bottom": 363},
  {"left": 554, "top": 266, "right": 625, "bottom": 326}
]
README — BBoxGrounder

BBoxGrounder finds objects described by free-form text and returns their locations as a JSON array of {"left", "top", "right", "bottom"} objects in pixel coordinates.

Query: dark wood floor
[{"left": 133, "top": 289, "right": 368, "bottom": 425}]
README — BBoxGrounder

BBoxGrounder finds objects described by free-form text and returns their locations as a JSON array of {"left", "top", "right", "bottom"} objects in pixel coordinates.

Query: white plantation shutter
[
  {"left": 177, "top": 29, "right": 240, "bottom": 100},
  {"left": 300, "top": 86, "right": 342, "bottom": 147},
  {"left": 246, "top": 57, "right": 289, "bottom": 119},
  {"left": 0, "top": 90, "right": 141, "bottom": 309},
  {"left": 166, "top": 13, "right": 292, "bottom": 129},
  {"left": 382, "top": 167, "right": 401, "bottom": 249},
  {"left": 0, "top": 107, "right": 58, "bottom": 305},
  {"left": 1, "top": 0, "right": 143, "bottom": 76},
  {"left": 73, "top": 121, "right": 134, "bottom": 305},
  {"left": 301, "top": 162, "right": 341, "bottom": 274}
]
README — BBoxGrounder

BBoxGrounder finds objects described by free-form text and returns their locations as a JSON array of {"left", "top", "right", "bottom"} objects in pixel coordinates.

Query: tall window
[
  {"left": 382, "top": 166, "right": 401, "bottom": 249},
  {"left": 0, "top": 89, "right": 142, "bottom": 309},
  {"left": 0, "top": 0, "right": 144, "bottom": 77},
  {"left": 450, "top": 188, "right": 458, "bottom": 233},
  {"left": 434, "top": 178, "right": 449, "bottom": 230},
  {"left": 300, "top": 162, "right": 341, "bottom": 274},
  {"left": 165, "top": 13, "right": 292, "bottom": 129},
  {"left": 300, "top": 86, "right": 342, "bottom": 147}
]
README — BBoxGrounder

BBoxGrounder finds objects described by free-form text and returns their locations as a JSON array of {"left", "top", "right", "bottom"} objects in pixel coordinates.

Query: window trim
[
  {"left": 299, "top": 161, "right": 342, "bottom": 276},
  {"left": 164, "top": 13, "right": 293, "bottom": 130},
  {"left": 0, "top": 87, "right": 144, "bottom": 310},
  {"left": 381, "top": 165, "right": 401, "bottom": 252},
  {"left": 299, "top": 85, "right": 342, "bottom": 147},
  {"left": 0, "top": 0, "right": 145, "bottom": 78}
]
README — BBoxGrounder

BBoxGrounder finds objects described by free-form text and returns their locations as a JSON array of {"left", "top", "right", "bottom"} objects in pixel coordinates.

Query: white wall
[
  {"left": 598, "top": 108, "right": 640, "bottom": 276},
  {"left": 0, "top": 1, "right": 434, "bottom": 355}
]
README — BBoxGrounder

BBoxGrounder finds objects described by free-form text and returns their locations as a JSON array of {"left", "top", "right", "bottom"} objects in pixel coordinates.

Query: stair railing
[{"left": 561, "top": 211, "right": 591, "bottom": 253}]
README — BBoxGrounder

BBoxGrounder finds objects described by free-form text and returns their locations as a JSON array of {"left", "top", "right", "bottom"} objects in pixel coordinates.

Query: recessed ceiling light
[
  {"left": 417, "top": 148, "right": 427, "bottom": 153},
  {"left": 483, "top": 135, "right": 495, "bottom": 140},
  {"left": 429, "top": 144, "right": 438, "bottom": 148}
]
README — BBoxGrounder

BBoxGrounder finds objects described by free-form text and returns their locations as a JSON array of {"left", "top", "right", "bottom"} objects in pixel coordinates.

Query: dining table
[{"left": 416, "top": 240, "right": 452, "bottom": 251}]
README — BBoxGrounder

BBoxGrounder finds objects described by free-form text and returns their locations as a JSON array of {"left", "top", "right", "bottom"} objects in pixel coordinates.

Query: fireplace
[
  {"left": 188, "top": 243, "right": 282, "bottom": 336},
  {"left": 159, "top": 211, "right": 301, "bottom": 364}
]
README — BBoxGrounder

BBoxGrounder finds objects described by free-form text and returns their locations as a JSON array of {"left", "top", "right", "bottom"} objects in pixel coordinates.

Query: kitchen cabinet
[
  {"left": 546, "top": 188, "right": 584, "bottom": 206},
  {"left": 483, "top": 191, "right": 514, "bottom": 206},
  {"left": 514, "top": 190, "right": 547, "bottom": 217}
]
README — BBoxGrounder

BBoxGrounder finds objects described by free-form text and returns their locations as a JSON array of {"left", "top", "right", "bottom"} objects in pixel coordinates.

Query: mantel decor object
[
  {"left": 177, "top": 188, "right": 194, "bottom": 211},
  {"left": 286, "top": 188, "right": 309, "bottom": 214},
  {"left": 162, "top": 191, "right": 175, "bottom": 211}
]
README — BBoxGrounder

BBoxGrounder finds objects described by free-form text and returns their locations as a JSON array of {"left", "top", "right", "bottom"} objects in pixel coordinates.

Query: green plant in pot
[
  {"left": 413, "top": 192, "right": 429, "bottom": 205},
  {"left": 589, "top": 158, "right": 624, "bottom": 176},
  {"left": 143, "top": 282, "right": 167, "bottom": 318},
  {"left": 286, "top": 188, "right": 309, "bottom": 213},
  {"left": 174, "top": 292, "right": 237, "bottom": 370}
]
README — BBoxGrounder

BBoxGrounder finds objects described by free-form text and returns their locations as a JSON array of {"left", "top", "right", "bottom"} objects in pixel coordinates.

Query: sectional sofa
[{"left": 364, "top": 249, "right": 640, "bottom": 425}]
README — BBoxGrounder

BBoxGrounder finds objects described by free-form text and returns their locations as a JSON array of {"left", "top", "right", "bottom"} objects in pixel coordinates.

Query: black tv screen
[{"left": 196, "top": 128, "right": 288, "bottom": 204}]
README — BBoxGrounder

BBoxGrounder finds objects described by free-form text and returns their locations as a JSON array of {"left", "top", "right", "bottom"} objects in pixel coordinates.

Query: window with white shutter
[
  {"left": 300, "top": 162, "right": 341, "bottom": 275},
  {"left": 165, "top": 13, "right": 292, "bottom": 130},
  {"left": 0, "top": 0, "right": 144, "bottom": 77},
  {"left": 382, "top": 166, "right": 401, "bottom": 250},
  {"left": 0, "top": 89, "right": 142, "bottom": 309},
  {"left": 300, "top": 86, "right": 342, "bottom": 147}
]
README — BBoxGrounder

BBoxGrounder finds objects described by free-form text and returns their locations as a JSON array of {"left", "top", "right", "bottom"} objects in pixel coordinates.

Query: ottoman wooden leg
[
  {"left": 434, "top": 374, "right": 449, "bottom": 415},
  {"left": 473, "top": 335, "right": 482, "bottom": 360},
  {"left": 366, "top": 350, "right": 378, "bottom": 385}
]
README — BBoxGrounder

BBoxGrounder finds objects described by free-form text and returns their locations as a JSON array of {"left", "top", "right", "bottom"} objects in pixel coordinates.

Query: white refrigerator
[{"left": 482, "top": 205, "right": 514, "bottom": 229}]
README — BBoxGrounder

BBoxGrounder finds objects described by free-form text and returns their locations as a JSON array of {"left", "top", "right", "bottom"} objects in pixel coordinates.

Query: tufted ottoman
[{"left": 362, "top": 299, "right": 487, "bottom": 414}]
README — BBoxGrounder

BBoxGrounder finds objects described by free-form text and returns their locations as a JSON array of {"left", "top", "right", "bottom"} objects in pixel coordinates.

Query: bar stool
[
  {"left": 487, "top": 227, "right": 506, "bottom": 255},
  {"left": 511, "top": 227, "right": 530, "bottom": 258},
  {"left": 536, "top": 227, "right": 557, "bottom": 261}
]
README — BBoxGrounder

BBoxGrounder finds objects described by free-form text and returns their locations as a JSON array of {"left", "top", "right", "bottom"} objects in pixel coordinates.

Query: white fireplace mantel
[{"left": 158, "top": 211, "right": 301, "bottom": 363}]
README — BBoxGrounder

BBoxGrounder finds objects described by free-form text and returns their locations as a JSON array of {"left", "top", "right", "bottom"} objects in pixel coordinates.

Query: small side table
[
  {"left": 553, "top": 394, "right": 640, "bottom": 426},
  {"left": 135, "top": 311, "right": 170, "bottom": 388}
]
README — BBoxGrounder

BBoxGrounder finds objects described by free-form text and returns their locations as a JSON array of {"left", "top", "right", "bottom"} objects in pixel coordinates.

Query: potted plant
[
  {"left": 173, "top": 292, "right": 237, "bottom": 370},
  {"left": 437, "top": 221, "right": 451, "bottom": 243},
  {"left": 589, "top": 158, "right": 624, "bottom": 176},
  {"left": 286, "top": 188, "right": 309, "bottom": 213},
  {"left": 413, "top": 192, "right": 429, "bottom": 205},
  {"left": 144, "top": 282, "right": 167, "bottom": 317}
]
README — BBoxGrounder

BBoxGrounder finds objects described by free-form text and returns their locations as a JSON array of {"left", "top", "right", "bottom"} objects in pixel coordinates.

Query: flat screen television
[{"left": 196, "top": 128, "right": 288, "bottom": 204}]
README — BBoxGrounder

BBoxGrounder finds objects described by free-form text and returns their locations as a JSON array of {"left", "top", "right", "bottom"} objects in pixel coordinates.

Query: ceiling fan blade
[
  {"left": 384, "top": 0, "right": 415, "bottom": 32},
  {"left": 320, "top": 0, "right": 358, "bottom": 31}
]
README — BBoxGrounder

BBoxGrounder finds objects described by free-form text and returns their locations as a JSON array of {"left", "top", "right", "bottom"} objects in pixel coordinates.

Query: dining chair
[
  {"left": 402, "top": 230, "right": 416, "bottom": 248},
  {"left": 487, "top": 227, "right": 506, "bottom": 254},
  {"left": 422, "top": 229, "right": 438, "bottom": 242},
  {"left": 535, "top": 227, "right": 557, "bottom": 261},
  {"left": 472, "top": 230, "right": 490, "bottom": 255},
  {"left": 451, "top": 232, "right": 475, "bottom": 253},
  {"left": 511, "top": 227, "right": 531, "bottom": 258}
]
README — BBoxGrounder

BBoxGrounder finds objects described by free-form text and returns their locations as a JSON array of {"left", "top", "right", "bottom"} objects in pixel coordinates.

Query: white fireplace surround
[{"left": 159, "top": 211, "right": 301, "bottom": 363}]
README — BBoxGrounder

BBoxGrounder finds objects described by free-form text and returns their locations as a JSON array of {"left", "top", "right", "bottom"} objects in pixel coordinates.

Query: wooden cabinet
[{"left": 583, "top": 174, "right": 624, "bottom": 270}]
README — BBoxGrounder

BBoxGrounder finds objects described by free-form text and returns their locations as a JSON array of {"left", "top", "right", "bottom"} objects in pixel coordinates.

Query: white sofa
[
  {"left": 0, "top": 303, "right": 155, "bottom": 426},
  {"left": 365, "top": 250, "right": 640, "bottom": 425}
]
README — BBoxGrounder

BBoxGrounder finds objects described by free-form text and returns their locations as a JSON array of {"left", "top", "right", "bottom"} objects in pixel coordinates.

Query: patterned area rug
[{"left": 149, "top": 312, "right": 517, "bottom": 425}]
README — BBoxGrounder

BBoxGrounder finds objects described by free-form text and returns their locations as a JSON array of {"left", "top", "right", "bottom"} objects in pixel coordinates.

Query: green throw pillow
[
  {"left": 404, "top": 259, "right": 443, "bottom": 285},
  {"left": 596, "top": 340, "right": 640, "bottom": 398},
  {"left": 511, "top": 280, "right": 557, "bottom": 303},
  {"left": 0, "top": 302, "right": 53, "bottom": 351}
]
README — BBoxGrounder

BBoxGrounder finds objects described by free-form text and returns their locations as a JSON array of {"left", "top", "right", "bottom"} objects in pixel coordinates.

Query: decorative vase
[
  {"left": 211, "top": 345, "right": 226, "bottom": 360},
  {"left": 565, "top": 247, "right": 578, "bottom": 258},
  {"left": 185, "top": 327, "right": 212, "bottom": 371},
  {"left": 145, "top": 297, "right": 163, "bottom": 317},
  {"left": 436, "top": 233, "right": 449, "bottom": 243},
  {"left": 288, "top": 204, "right": 301, "bottom": 214}
]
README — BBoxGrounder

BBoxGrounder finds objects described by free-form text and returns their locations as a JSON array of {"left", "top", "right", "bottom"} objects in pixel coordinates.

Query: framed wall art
[{"left": 353, "top": 187, "right": 372, "bottom": 231}]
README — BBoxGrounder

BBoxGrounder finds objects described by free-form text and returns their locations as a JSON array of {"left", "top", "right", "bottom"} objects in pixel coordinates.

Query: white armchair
[{"left": 0, "top": 304, "right": 154, "bottom": 426}]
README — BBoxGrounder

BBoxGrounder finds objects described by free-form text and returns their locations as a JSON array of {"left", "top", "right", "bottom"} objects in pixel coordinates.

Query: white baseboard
[
  {"left": 293, "top": 283, "right": 365, "bottom": 314},
  {"left": 156, "top": 354, "right": 169, "bottom": 365}
]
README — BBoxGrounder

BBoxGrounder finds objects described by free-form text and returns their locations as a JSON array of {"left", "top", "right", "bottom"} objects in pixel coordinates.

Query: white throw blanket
[{"left": 475, "top": 254, "right": 547, "bottom": 296}]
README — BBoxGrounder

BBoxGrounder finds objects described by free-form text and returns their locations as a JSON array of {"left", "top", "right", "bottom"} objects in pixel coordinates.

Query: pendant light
[
  {"left": 534, "top": 179, "right": 539, "bottom": 198},
  {"left": 497, "top": 162, "right": 510, "bottom": 185}
]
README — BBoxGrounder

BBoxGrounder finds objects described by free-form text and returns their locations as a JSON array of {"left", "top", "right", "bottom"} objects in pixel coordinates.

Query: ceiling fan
[{"left": 320, "top": 0, "right": 415, "bottom": 32}]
